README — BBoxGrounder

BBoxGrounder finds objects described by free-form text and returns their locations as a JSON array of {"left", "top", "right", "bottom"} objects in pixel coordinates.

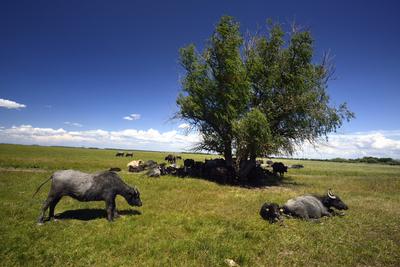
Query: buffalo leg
[
  {"left": 113, "top": 209, "right": 120, "bottom": 218},
  {"left": 37, "top": 195, "right": 55, "bottom": 224},
  {"left": 105, "top": 198, "right": 116, "bottom": 222},
  {"left": 48, "top": 196, "right": 62, "bottom": 220}
]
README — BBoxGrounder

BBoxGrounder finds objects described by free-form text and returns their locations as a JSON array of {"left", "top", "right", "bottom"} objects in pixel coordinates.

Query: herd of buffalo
[
  {"left": 33, "top": 152, "right": 348, "bottom": 225},
  {"left": 125, "top": 154, "right": 293, "bottom": 184}
]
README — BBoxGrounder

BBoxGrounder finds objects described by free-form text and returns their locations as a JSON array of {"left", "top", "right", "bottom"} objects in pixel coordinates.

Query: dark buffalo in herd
[
  {"left": 271, "top": 162, "right": 288, "bottom": 177},
  {"left": 115, "top": 151, "right": 133, "bottom": 157},
  {"left": 124, "top": 156, "right": 292, "bottom": 184}
]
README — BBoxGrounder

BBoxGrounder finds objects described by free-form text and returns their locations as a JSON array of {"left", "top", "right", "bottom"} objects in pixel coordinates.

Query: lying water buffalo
[
  {"left": 127, "top": 160, "right": 144, "bottom": 172},
  {"left": 147, "top": 167, "right": 161, "bottom": 177},
  {"left": 289, "top": 164, "right": 304, "bottom": 169},
  {"left": 143, "top": 160, "right": 158, "bottom": 169},
  {"left": 283, "top": 189, "right": 348, "bottom": 220},
  {"left": 184, "top": 158, "right": 195, "bottom": 168},
  {"left": 260, "top": 202, "right": 282, "bottom": 223},
  {"left": 33, "top": 170, "right": 142, "bottom": 224}
]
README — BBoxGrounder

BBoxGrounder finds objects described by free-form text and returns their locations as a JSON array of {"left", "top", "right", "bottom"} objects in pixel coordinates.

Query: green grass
[{"left": 0, "top": 144, "right": 399, "bottom": 266}]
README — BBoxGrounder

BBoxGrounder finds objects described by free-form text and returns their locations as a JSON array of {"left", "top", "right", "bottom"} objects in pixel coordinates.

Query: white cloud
[
  {"left": 0, "top": 125, "right": 399, "bottom": 158},
  {"left": 0, "top": 124, "right": 201, "bottom": 152},
  {"left": 123, "top": 114, "right": 141, "bottom": 121},
  {"left": 0, "top": 98, "right": 26, "bottom": 109},
  {"left": 64, "top": 121, "right": 83, "bottom": 127},
  {"left": 178, "top": 123, "right": 190, "bottom": 129},
  {"left": 292, "top": 130, "right": 400, "bottom": 159}
]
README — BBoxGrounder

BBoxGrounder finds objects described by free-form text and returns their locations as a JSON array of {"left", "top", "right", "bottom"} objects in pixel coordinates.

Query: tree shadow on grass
[
  {"left": 279, "top": 176, "right": 306, "bottom": 187},
  {"left": 236, "top": 175, "right": 304, "bottom": 188},
  {"left": 54, "top": 209, "right": 141, "bottom": 221},
  {"left": 185, "top": 173, "right": 302, "bottom": 188}
]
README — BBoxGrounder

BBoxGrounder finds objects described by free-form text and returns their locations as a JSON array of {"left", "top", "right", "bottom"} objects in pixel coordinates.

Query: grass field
[{"left": 0, "top": 143, "right": 399, "bottom": 266}]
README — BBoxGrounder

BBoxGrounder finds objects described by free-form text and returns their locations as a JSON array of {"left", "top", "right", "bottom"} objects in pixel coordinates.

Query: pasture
[{"left": 0, "top": 144, "right": 399, "bottom": 266}]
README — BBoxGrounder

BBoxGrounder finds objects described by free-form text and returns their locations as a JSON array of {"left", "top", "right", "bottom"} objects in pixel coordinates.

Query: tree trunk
[
  {"left": 223, "top": 140, "right": 233, "bottom": 167},
  {"left": 239, "top": 154, "right": 257, "bottom": 181}
]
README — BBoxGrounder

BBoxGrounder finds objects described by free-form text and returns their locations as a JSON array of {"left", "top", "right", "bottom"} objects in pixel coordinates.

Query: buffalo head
[
  {"left": 127, "top": 187, "right": 142, "bottom": 207},
  {"left": 323, "top": 189, "right": 348, "bottom": 210}
]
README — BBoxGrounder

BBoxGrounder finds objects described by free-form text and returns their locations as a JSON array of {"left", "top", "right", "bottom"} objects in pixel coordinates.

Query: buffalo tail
[{"left": 32, "top": 176, "right": 52, "bottom": 198}]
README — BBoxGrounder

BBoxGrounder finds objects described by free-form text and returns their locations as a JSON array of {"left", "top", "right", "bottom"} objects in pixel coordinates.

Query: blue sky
[{"left": 1, "top": 0, "right": 400, "bottom": 158}]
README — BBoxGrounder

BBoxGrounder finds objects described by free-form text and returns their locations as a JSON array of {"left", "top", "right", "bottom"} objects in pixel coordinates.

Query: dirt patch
[{"left": 0, "top": 167, "right": 50, "bottom": 173}]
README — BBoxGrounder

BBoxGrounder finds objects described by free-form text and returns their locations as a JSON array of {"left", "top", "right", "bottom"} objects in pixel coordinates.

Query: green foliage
[
  {"left": 233, "top": 108, "right": 271, "bottom": 161},
  {"left": 1, "top": 144, "right": 400, "bottom": 266},
  {"left": 177, "top": 16, "right": 354, "bottom": 163},
  {"left": 177, "top": 16, "right": 250, "bottom": 159},
  {"left": 245, "top": 22, "right": 354, "bottom": 155}
]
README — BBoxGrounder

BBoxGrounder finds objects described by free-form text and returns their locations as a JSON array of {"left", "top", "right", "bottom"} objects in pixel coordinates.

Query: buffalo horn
[{"left": 328, "top": 189, "right": 336, "bottom": 199}]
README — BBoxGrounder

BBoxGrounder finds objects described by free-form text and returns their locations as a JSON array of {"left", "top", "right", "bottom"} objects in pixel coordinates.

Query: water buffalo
[
  {"left": 165, "top": 154, "right": 176, "bottom": 164},
  {"left": 260, "top": 202, "right": 283, "bottom": 223},
  {"left": 272, "top": 162, "right": 288, "bottom": 177},
  {"left": 143, "top": 160, "right": 158, "bottom": 169},
  {"left": 188, "top": 161, "right": 204, "bottom": 177},
  {"left": 147, "top": 167, "right": 161, "bottom": 177},
  {"left": 289, "top": 164, "right": 304, "bottom": 169},
  {"left": 283, "top": 189, "right": 348, "bottom": 220},
  {"left": 184, "top": 159, "right": 195, "bottom": 168},
  {"left": 127, "top": 160, "right": 144, "bottom": 172},
  {"left": 33, "top": 170, "right": 142, "bottom": 224}
]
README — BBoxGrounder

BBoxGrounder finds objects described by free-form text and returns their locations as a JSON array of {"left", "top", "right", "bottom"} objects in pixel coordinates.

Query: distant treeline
[
  {"left": 330, "top": 157, "right": 400, "bottom": 165},
  {"left": 284, "top": 156, "right": 400, "bottom": 165}
]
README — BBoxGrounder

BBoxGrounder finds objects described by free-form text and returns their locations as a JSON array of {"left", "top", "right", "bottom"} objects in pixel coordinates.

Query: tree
[
  {"left": 177, "top": 16, "right": 250, "bottom": 166},
  {"left": 176, "top": 16, "right": 354, "bottom": 178}
]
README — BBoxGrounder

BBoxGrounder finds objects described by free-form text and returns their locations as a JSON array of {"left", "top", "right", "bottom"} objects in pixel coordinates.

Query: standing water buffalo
[
  {"left": 272, "top": 162, "right": 288, "bottom": 177},
  {"left": 33, "top": 170, "right": 142, "bottom": 224},
  {"left": 283, "top": 189, "right": 348, "bottom": 220},
  {"left": 115, "top": 151, "right": 124, "bottom": 157},
  {"left": 165, "top": 154, "right": 176, "bottom": 164}
]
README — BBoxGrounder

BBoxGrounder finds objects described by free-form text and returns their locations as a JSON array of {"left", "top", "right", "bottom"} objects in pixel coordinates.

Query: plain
[{"left": 0, "top": 144, "right": 399, "bottom": 266}]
